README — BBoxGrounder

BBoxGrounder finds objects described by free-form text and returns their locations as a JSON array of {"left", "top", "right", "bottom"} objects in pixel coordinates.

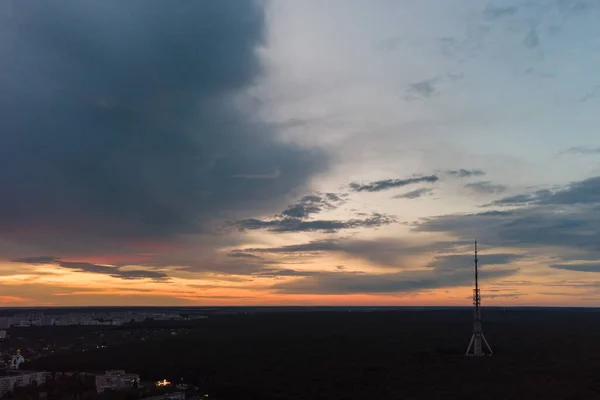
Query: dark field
[{"left": 28, "top": 308, "right": 600, "bottom": 400}]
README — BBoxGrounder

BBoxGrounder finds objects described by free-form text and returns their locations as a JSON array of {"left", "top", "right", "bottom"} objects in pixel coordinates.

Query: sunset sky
[{"left": 2, "top": 0, "right": 600, "bottom": 306}]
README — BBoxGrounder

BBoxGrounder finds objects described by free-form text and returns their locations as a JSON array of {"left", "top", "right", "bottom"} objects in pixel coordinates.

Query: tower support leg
[{"left": 465, "top": 334, "right": 475, "bottom": 356}]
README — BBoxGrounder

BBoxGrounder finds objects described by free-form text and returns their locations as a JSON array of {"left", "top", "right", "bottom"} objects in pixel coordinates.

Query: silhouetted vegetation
[{"left": 27, "top": 308, "right": 600, "bottom": 399}]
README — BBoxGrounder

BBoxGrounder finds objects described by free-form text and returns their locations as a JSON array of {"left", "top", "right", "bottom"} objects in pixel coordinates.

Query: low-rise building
[
  {"left": 95, "top": 370, "right": 140, "bottom": 393},
  {"left": 0, "top": 370, "right": 49, "bottom": 397}
]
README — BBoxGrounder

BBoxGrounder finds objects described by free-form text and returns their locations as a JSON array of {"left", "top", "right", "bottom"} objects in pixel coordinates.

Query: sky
[{"left": 1, "top": 0, "right": 600, "bottom": 306}]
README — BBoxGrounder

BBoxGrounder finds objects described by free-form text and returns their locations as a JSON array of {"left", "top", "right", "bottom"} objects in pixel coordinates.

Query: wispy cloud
[
  {"left": 523, "top": 28, "right": 539, "bottom": 49},
  {"left": 12, "top": 257, "right": 168, "bottom": 281},
  {"left": 483, "top": 5, "right": 519, "bottom": 20},
  {"left": 280, "top": 193, "right": 347, "bottom": 219},
  {"left": 560, "top": 146, "right": 600, "bottom": 155},
  {"left": 393, "top": 188, "right": 434, "bottom": 199},
  {"left": 465, "top": 181, "right": 507, "bottom": 195},
  {"left": 446, "top": 169, "right": 486, "bottom": 178},
  {"left": 350, "top": 175, "right": 438, "bottom": 192},
  {"left": 550, "top": 263, "right": 600, "bottom": 273},
  {"left": 406, "top": 78, "right": 438, "bottom": 98},
  {"left": 482, "top": 293, "right": 523, "bottom": 299}
]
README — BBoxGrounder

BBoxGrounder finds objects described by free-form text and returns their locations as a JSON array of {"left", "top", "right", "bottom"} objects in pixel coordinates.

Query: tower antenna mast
[{"left": 466, "top": 240, "right": 493, "bottom": 356}]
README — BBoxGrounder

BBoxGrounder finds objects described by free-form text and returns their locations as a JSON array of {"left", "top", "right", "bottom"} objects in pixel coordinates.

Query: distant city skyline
[{"left": 1, "top": 0, "right": 600, "bottom": 306}]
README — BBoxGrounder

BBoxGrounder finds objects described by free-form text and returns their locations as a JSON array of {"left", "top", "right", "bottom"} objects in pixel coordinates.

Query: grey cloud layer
[
  {"left": 561, "top": 146, "right": 600, "bottom": 155},
  {"left": 12, "top": 256, "right": 167, "bottom": 280},
  {"left": 488, "top": 176, "right": 600, "bottom": 206},
  {"left": 239, "top": 238, "right": 474, "bottom": 267},
  {"left": 415, "top": 175, "right": 600, "bottom": 264},
  {"left": 237, "top": 170, "right": 489, "bottom": 233},
  {"left": 426, "top": 253, "right": 524, "bottom": 272},
  {"left": 272, "top": 253, "right": 518, "bottom": 294},
  {"left": 0, "top": 1, "right": 328, "bottom": 252},
  {"left": 234, "top": 213, "right": 396, "bottom": 233}
]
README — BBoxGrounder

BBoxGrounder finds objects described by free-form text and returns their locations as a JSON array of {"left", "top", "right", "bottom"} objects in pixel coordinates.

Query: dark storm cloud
[
  {"left": 549, "top": 263, "right": 600, "bottom": 273},
  {"left": 465, "top": 181, "right": 507, "bottom": 195},
  {"left": 0, "top": 1, "right": 328, "bottom": 252},
  {"left": 393, "top": 188, "right": 433, "bottom": 199},
  {"left": 234, "top": 213, "right": 396, "bottom": 233},
  {"left": 12, "top": 257, "right": 167, "bottom": 280},
  {"left": 350, "top": 175, "right": 439, "bottom": 192},
  {"left": 446, "top": 169, "right": 486, "bottom": 178}
]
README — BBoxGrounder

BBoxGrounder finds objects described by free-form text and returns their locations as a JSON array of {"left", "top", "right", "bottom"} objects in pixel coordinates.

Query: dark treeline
[{"left": 27, "top": 309, "right": 600, "bottom": 400}]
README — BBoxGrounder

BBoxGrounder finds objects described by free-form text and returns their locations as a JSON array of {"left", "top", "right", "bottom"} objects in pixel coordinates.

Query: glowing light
[{"left": 156, "top": 379, "right": 171, "bottom": 387}]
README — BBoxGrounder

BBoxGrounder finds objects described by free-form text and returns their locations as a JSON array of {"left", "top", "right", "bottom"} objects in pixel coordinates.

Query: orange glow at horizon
[{"left": 2, "top": 252, "right": 600, "bottom": 307}]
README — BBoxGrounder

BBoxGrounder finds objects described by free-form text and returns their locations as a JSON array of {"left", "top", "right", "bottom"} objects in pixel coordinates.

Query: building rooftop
[{"left": 0, "top": 370, "right": 46, "bottom": 378}]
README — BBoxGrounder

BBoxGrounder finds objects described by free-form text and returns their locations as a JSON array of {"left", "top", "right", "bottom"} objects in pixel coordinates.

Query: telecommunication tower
[{"left": 465, "top": 241, "right": 493, "bottom": 356}]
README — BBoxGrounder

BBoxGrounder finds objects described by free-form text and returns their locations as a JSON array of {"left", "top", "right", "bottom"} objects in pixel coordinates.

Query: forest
[{"left": 26, "top": 308, "right": 600, "bottom": 400}]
